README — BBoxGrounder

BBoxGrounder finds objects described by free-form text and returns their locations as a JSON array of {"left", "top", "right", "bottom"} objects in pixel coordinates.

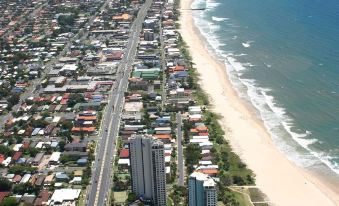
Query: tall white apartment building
[
  {"left": 189, "top": 172, "right": 217, "bottom": 206},
  {"left": 129, "top": 134, "right": 167, "bottom": 206}
]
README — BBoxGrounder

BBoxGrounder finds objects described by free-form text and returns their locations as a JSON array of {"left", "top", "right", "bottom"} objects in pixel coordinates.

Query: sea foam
[
  {"left": 191, "top": 0, "right": 339, "bottom": 175},
  {"left": 212, "top": 16, "right": 229, "bottom": 22},
  {"left": 242, "top": 41, "right": 253, "bottom": 48}
]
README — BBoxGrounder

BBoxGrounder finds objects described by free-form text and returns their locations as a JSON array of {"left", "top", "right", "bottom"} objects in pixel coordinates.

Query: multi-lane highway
[
  {"left": 176, "top": 112, "right": 184, "bottom": 186},
  {"left": 86, "top": 0, "right": 153, "bottom": 205}
]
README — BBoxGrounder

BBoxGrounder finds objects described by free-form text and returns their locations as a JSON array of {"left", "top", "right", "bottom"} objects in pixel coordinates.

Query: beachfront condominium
[
  {"left": 189, "top": 172, "right": 217, "bottom": 206},
  {"left": 129, "top": 134, "right": 167, "bottom": 206}
]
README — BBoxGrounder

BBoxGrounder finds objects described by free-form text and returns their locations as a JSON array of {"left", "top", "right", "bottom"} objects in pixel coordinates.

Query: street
[
  {"left": 86, "top": 0, "right": 153, "bottom": 205},
  {"left": 177, "top": 112, "right": 184, "bottom": 186}
]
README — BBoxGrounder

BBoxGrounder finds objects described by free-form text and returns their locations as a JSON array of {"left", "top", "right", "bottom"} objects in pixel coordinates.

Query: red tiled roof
[
  {"left": 196, "top": 126, "right": 208, "bottom": 132},
  {"left": 76, "top": 116, "right": 97, "bottom": 121},
  {"left": 0, "top": 154, "right": 5, "bottom": 164},
  {"left": 0, "top": 192, "right": 11, "bottom": 202},
  {"left": 60, "top": 99, "right": 68, "bottom": 105},
  {"left": 13, "top": 175, "right": 22, "bottom": 183},
  {"left": 71, "top": 127, "right": 96, "bottom": 132},
  {"left": 119, "top": 149, "right": 129, "bottom": 158},
  {"left": 12, "top": 151, "right": 22, "bottom": 161},
  {"left": 34, "top": 189, "right": 50, "bottom": 206},
  {"left": 22, "top": 142, "right": 30, "bottom": 149},
  {"left": 154, "top": 134, "right": 171, "bottom": 140},
  {"left": 62, "top": 93, "right": 70, "bottom": 99},
  {"left": 195, "top": 168, "right": 219, "bottom": 175}
]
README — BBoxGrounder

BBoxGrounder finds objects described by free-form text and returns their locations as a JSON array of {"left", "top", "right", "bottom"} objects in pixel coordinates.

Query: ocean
[{"left": 191, "top": 0, "right": 339, "bottom": 177}]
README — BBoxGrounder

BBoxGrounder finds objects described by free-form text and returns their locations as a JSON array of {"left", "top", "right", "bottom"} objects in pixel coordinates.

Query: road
[
  {"left": 176, "top": 112, "right": 184, "bottom": 186},
  {"left": 159, "top": 9, "right": 167, "bottom": 108},
  {"left": 86, "top": 0, "right": 153, "bottom": 205}
]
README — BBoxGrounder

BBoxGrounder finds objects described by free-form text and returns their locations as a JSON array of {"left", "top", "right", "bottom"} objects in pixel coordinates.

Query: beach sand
[{"left": 179, "top": 0, "right": 339, "bottom": 205}]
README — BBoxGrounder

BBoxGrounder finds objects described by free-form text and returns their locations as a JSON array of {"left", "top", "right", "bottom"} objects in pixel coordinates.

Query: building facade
[
  {"left": 189, "top": 172, "right": 217, "bottom": 206},
  {"left": 129, "top": 134, "right": 167, "bottom": 206}
]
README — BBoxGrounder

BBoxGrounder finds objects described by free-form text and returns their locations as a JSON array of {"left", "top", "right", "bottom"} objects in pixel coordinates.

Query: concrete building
[
  {"left": 129, "top": 134, "right": 167, "bottom": 206},
  {"left": 189, "top": 172, "right": 217, "bottom": 206}
]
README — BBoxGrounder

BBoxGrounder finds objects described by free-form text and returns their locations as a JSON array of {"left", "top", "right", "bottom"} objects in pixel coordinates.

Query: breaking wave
[{"left": 191, "top": 0, "right": 339, "bottom": 175}]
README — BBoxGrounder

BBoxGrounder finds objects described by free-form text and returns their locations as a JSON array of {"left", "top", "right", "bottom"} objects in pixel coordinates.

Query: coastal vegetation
[{"left": 177, "top": 21, "right": 262, "bottom": 205}]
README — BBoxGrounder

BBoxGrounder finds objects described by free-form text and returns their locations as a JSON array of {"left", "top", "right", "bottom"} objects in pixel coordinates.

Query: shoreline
[{"left": 178, "top": 0, "right": 339, "bottom": 205}]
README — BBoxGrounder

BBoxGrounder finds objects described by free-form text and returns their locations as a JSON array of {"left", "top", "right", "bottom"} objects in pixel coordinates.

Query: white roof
[
  {"left": 190, "top": 139, "right": 209, "bottom": 143},
  {"left": 52, "top": 116, "right": 61, "bottom": 123},
  {"left": 35, "top": 142, "right": 44, "bottom": 149},
  {"left": 203, "top": 178, "right": 216, "bottom": 187},
  {"left": 60, "top": 64, "right": 77, "bottom": 71},
  {"left": 154, "top": 127, "right": 171, "bottom": 131},
  {"left": 188, "top": 106, "right": 201, "bottom": 111},
  {"left": 164, "top": 144, "right": 172, "bottom": 149},
  {"left": 196, "top": 165, "right": 219, "bottom": 170},
  {"left": 166, "top": 166, "right": 170, "bottom": 174},
  {"left": 199, "top": 161, "right": 213, "bottom": 165},
  {"left": 13, "top": 144, "right": 23, "bottom": 151},
  {"left": 199, "top": 142, "right": 213, "bottom": 147},
  {"left": 190, "top": 171, "right": 217, "bottom": 187},
  {"left": 2, "top": 157, "right": 11, "bottom": 166},
  {"left": 165, "top": 156, "right": 171, "bottom": 162},
  {"left": 124, "top": 102, "right": 143, "bottom": 112},
  {"left": 176, "top": 88, "right": 184, "bottom": 93},
  {"left": 49, "top": 189, "right": 81, "bottom": 204},
  {"left": 20, "top": 174, "right": 31, "bottom": 183},
  {"left": 118, "top": 159, "right": 130, "bottom": 165},
  {"left": 70, "top": 177, "right": 82, "bottom": 184},
  {"left": 49, "top": 152, "right": 61, "bottom": 162},
  {"left": 192, "top": 136, "right": 209, "bottom": 139},
  {"left": 83, "top": 121, "right": 93, "bottom": 125},
  {"left": 189, "top": 114, "right": 202, "bottom": 119}
]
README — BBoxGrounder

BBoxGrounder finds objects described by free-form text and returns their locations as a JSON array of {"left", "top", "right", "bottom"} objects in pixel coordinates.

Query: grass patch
[
  {"left": 253, "top": 203, "right": 270, "bottom": 206},
  {"left": 167, "top": 197, "right": 174, "bottom": 206},
  {"left": 232, "top": 190, "right": 253, "bottom": 206},
  {"left": 113, "top": 191, "right": 128, "bottom": 203},
  {"left": 217, "top": 202, "right": 226, "bottom": 206},
  {"left": 248, "top": 188, "right": 266, "bottom": 203}
]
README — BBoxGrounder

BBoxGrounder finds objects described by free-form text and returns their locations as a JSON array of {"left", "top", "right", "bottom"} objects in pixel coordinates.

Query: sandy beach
[{"left": 179, "top": 0, "right": 339, "bottom": 205}]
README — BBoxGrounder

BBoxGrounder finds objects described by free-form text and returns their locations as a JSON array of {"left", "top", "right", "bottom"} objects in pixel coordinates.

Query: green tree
[
  {"left": 8, "top": 165, "right": 37, "bottom": 175},
  {"left": 60, "top": 120, "right": 73, "bottom": 131},
  {"left": 7, "top": 94, "right": 20, "bottom": 109},
  {"left": 0, "top": 145, "right": 13, "bottom": 156},
  {"left": 67, "top": 94, "right": 85, "bottom": 107},
  {"left": 126, "top": 192, "right": 137, "bottom": 203},
  {"left": 219, "top": 171, "right": 232, "bottom": 186},
  {"left": 58, "top": 140, "right": 66, "bottom": 152},
  {"left": 185, "top": 144, "right": 202, "bottom": 173},
  {"left": 0, "top": 197, "right": 19, "bottom": 206},
  {"left": 0, "top": 178, "right": 12, "bottom": 191},
  {"left": 13, "top": 182, "right": 39, "bottom": 195}
]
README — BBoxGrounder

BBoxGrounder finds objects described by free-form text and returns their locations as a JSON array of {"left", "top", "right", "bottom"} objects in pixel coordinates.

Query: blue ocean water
[{"left": 191, "top": 0, "right": 339, "bottom": 176}]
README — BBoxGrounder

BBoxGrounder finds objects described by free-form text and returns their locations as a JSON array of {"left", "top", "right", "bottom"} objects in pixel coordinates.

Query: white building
[
  {"left": 48, "top": 189, "right": 81, "bottom": 205},
  {"left": 129, "top": 134, "right": 167, "bottom": 206},
  {"left": 189, "top": 172, "right": 217, "bottom": 206},
  {"left": 49, "top": 152, "right": 61, "bottom": 165}
]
